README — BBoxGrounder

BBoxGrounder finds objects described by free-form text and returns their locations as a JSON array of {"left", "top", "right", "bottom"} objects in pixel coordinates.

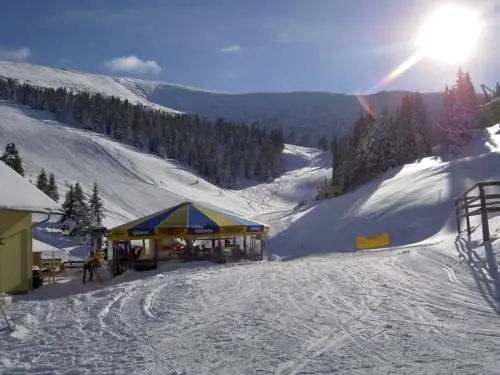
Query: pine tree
[
  {"left": 88, "top": 182, "right": 104, "bottom": 227},
  {"left": 47, "top": 173, "right": 60, "bottom": 202},
  {"left": 61, "top": 185, "right": 75, "bottom": 222},
  {"left": 0, "top": 142, "right": 25, "bottom": 176},
  {"left": 36, "top": 168, "right": 48, "bottom": 194},
  {"left": 437, "top": 68, "right": 479, "bottom": 154},
  {"left": 73, "top": 182, "right": 89, "bottom": 233}
]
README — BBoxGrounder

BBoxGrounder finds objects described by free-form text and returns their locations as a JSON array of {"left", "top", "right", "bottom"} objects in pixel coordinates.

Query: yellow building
[{"left": 0, "top": 162, "right": 62, "bottom": 294}]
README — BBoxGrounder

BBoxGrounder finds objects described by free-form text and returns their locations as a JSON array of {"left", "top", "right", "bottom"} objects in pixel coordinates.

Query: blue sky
[{"left": 0, "top": 0, "right": 498, "bottom": 93}]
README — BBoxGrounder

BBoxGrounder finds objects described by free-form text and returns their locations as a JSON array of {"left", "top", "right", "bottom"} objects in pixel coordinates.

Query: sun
[{"left": 415, "top": 5, "right": 484, "bottom": 64}]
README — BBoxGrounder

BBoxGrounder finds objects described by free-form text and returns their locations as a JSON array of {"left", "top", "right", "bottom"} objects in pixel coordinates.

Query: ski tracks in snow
[{"left": 2, "top": 246, "right": 500, "bottom": 374}]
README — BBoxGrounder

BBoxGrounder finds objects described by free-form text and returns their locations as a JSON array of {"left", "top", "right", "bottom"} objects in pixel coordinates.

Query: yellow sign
[
  {"left": 221, "top": 226, "right": 247, "bottom": 234},
  {"left": 356, "top": 232, "right": 391, "bottom": 250},
  {"left": 158, "top": 228, "right": 187, "bottom": 236}
]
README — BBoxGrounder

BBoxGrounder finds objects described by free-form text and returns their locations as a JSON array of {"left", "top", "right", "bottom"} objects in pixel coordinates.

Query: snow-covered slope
[
  {"left": 0, "top": 61, "right": 180, "bottom": 114},
  {"left": 0, "top": 101, "right": 241, "bottom": 227},
  {"left": 270, "top": 126, "right": 500, "bottom": 259},
  {"left": 0, "top": 100, "right": 327, "bottom": 228},
  {"left": 0, "top": 61, "right": 443, "bottom": 147}
]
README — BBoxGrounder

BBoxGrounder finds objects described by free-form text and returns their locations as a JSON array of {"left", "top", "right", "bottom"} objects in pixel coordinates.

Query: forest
[{"left": 0, "top": 76, "right": 285, "bottom": 188}]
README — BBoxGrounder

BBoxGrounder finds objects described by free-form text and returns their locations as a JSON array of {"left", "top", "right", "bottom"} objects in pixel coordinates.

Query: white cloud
[
  {"left": 104, "top": 55, "right": 162, "bottom": 75},
  {"left": 220, "top": 44, "right": 242, "bottom": 53},
  {"left": 0, "top": 47, "right": 31, "bottom": 61}
]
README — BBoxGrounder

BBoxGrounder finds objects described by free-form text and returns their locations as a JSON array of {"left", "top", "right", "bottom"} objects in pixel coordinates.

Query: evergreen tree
[
  {"left": 88, "top": 182, "right": 104, "bottom": 227},
  {"left": 36, "top": 168, "right": 48, "bottom": 194},
  {"left": 73, "top": 182, "right": 89, "bottom": 233},
  {"left": 438, "top": 67, "right": 479, "bottom": 154},
  {"left": 0, "top": 142, "right": 25, "bottom": 176},
  {"left": 47, "top": 173, "right": 59, "bottom": 202},
  {"left": 61, "top": 185, "right": 75, "bottom": 222}
]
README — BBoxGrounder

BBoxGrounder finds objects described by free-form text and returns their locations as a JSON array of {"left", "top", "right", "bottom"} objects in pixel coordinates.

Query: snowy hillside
[
  {"left": 270, "top": 126, "right": 500, "bottom": 258},
  {"left": 0, "top": 61, "right": 443, "bottom": 147},
  {"left": 0, "top": 61, "right": 180, "bottom": 114},
  {"left": 0, "top": 100, "right": 329, "bottom": 228}
]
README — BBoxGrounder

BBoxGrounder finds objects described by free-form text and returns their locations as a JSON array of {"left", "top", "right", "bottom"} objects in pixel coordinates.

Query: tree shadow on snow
[{"left": 455, "top": 236, "right": 500, "bottom": 314}]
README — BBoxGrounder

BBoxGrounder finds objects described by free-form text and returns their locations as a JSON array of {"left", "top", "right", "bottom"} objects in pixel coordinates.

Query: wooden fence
[{"left": 454, "top": 181, "right": 500, "bottom": 242}]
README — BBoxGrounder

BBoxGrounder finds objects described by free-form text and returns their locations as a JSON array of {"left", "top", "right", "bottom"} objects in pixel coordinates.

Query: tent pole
[
  {"left": 267, "top": 234, "right": 270, "bottom": 261},
  {"left": 260, "top": 236, "right": 265, "bottom": 260},
  {"left": 153, "top": 239, "right": 159, "bottom": 268}
]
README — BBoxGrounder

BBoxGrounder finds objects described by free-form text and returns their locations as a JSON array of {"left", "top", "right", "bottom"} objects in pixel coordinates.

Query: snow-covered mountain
[
  {"left": 125, "top": 78, "right": 444, "bottom": 146},
  {"left": 0, "top": 61, "right": 180, "bottom": 115},
  {"left": 0, "top": 61, "right": 443, "bottom": 147}
]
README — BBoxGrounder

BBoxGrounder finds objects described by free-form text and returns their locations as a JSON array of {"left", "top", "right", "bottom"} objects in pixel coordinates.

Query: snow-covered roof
[{"left": 0, "top": 162, "right": 62, "bottom": 214}]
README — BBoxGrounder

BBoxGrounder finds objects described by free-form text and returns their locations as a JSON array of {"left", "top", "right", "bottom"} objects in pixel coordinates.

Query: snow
[
  {"left": 0, "top": 159, "right": 61, "bottom": 214},
  {"left": 0, "top": 99, "right": 327, "bottom": 226},
  {"left": 2, "top": 65, "right": 500, "bottom": 372},
  {"left": 0, "top": 61, "right": 180, "bottom": 115}
]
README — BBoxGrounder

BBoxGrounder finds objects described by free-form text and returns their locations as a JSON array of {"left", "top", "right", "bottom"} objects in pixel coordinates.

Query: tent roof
[
  {"left": 0, "top": 162, "right": 62, "bottom": 214},
  {"left": 109, "top": 201, "right": 269, "bottom": 239}
]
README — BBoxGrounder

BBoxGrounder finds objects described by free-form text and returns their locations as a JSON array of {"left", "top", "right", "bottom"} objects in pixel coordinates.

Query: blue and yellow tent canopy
[{"left": 108, "top": 201, "right": 270, "bottom": 240}]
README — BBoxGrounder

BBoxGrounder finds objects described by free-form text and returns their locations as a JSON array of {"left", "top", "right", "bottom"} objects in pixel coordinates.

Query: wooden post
[
  {"left": 455, "top": 200, "right": 461, "bottom": 234},
  {"left": 464, "top": 196, "right": 471, "bottom": 236},
  {"left": 479, "top": 184, "right": 490, "bottom": 242},
  {"left": 153, "top": 239, "right": 159, "bottom": 268}
]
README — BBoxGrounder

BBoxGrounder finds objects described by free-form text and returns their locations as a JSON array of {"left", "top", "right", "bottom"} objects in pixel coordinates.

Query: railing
[{"left": 455, "top": 181, "right": 500, "bottom": 242}]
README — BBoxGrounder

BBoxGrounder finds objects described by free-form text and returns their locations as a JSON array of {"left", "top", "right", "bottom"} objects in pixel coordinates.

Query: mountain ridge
[{"left": 0, "top": 60, "right": 444, "bottom": 146}]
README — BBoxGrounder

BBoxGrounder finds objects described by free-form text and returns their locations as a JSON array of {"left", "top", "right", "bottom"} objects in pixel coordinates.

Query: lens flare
[
  {"left": 355, "top": 50, "right": 424, "bottom": 115},
  {"left": 355, "top": 4, "right": 483, "bottom": 116}
]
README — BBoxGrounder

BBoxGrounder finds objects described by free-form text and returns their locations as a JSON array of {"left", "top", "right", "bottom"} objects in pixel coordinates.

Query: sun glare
[{"left": 416, "top": 5, "right": 484, "bottom": 64}]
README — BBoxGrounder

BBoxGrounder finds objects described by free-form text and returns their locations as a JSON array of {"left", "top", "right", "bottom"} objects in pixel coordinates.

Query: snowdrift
[{"left": 271, "top": 126, "right": 500, "bottom": 259}]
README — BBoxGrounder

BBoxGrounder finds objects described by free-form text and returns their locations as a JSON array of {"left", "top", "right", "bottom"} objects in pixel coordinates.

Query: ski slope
[
  {"left": 1, "top": 240, "right": 500, "bottom": 374},
  {"left": 2, "top": 90, "right": 500, "bottom": 372},
  {"left": 0, "top": 100, "right": 328, "bottom": 228}
]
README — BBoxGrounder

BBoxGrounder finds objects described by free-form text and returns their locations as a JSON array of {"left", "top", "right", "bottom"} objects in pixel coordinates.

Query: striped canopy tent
[{"left": 108, "top": 201, "right": 270, "bottom": 240}]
